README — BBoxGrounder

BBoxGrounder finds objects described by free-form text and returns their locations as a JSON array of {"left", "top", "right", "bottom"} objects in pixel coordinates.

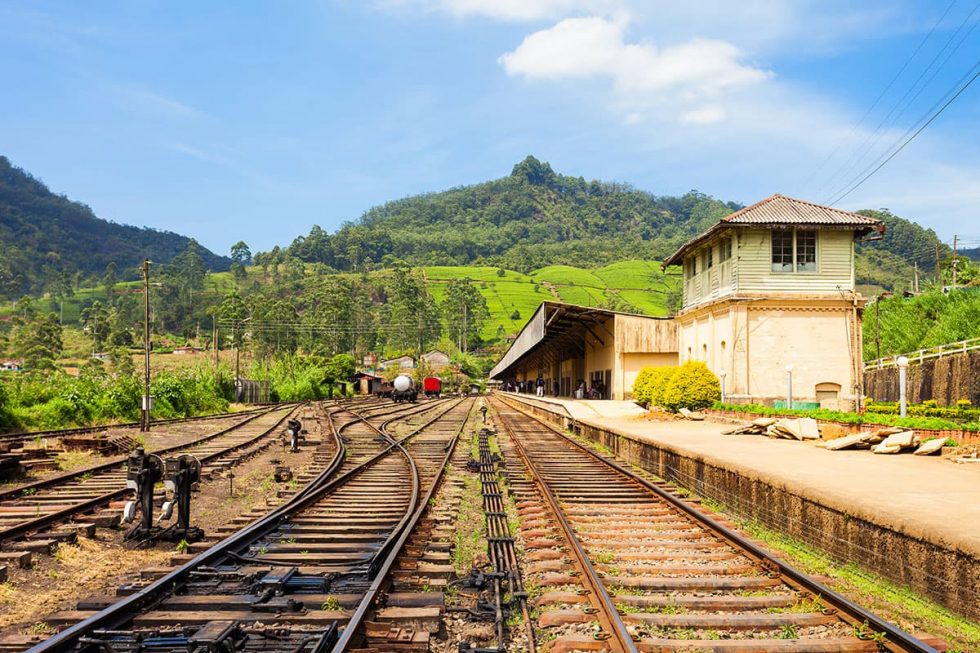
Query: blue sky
[{"left": 1, "top": 0, "right": 979, "bottom": 256}]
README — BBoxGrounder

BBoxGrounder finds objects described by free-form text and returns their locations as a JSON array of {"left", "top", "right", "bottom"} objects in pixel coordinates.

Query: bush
[
  {"left": 661, "top": 361, "right": 720, "bottom": 412},
  {"left": 631, "top": 367, "right": 655, "bottom": 404},
  {"left": 647, "top": 367, "right": 679, "bottom": 408}
]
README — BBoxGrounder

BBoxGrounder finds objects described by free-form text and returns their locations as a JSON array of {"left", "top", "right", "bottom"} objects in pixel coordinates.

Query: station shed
[{"left": 489, "top": 301, "right": 677, "bottom": 400}]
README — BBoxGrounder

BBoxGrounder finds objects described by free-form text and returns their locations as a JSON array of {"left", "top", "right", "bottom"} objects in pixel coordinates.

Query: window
[
  {"left": 686, "top": 257, "right": 697, "bottom": 277},
  {"left": 704, "top": 247, "right": 713, "bottom": 270},
  {"left": 719, "top": 238, "right": 732, "bottom": 263},
  {"left": 796, "top": 230, "right": 817, "bottom": 272},
  {"left": 771, "top": 230, "right": 793, "bottom": 272}
]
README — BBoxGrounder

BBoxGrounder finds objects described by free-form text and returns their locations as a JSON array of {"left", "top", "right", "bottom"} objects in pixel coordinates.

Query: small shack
[{"left": 353, "top": 371, "right": 385, "bottom": 396}]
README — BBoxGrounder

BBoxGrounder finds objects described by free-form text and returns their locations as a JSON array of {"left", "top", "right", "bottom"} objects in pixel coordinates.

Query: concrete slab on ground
[{"left": 499, "top": 393, "right": 648, "bottom": 421}]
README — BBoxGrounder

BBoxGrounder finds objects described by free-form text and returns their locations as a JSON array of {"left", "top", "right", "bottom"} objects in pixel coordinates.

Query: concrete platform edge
[{"left": 498, "top": 393, "right": 980, "bottom": 621}]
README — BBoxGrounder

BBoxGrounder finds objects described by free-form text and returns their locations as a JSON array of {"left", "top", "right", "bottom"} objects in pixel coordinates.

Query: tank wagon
[{"left": 391, "top": 374, "right": 418, "bottom": 403}]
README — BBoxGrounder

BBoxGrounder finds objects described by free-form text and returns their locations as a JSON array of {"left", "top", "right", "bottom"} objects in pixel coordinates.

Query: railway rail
[
  {"left": 491, "top": 396, "right": 942, "bottom": 653},
  {"left": 23, "top": 396, "right": 474, "bottom": 653},
  {"left": 0, "top": 405, "right": 302, "bottom": 547},
  {"left": 0, "top": 407, "right": 275, "bottom": 444}
]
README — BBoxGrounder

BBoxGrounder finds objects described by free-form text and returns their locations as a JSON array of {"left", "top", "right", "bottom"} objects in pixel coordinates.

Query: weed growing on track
[
  {"left": 55, "top": 450, "right": 96, "bottom": 472},
  {"left": 451, "top": 464, "right": 486, "bottom": 574}
]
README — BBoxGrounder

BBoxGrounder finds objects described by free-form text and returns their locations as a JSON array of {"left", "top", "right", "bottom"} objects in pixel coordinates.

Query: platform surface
[{"left": 501, "top": 393, "right": 980, "bottom": 558}]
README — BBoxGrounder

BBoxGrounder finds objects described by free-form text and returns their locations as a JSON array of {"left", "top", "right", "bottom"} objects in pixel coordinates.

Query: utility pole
[
  {"left": 140, "top": 259, "right": 151, "bottom": 432},
  {"left": 952, "top": 235, "right": 959, "bottom": 288},
  {"left": 875, "top": 297, "right": 881, "bottom": 361},
  {"left": 913, "top": 262, "right": 919, "bottom": 294},
  {"left": 235, "top": 320, "right": 241, "bottom": 403},
  {"left": 212, "top": 314, "right": 219, "bottom": 370}
]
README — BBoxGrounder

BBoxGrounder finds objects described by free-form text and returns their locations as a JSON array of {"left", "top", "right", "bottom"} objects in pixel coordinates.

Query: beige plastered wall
[{"left": 677, "top": 299, "right": 863, "bottom": 409}]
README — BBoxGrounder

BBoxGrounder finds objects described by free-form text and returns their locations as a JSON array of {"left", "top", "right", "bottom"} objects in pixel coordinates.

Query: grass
[
  {"left": 727, "top": 507, "right": 979, "bottom": 651},
  {"left": 54, "top": 450, "right": 97, "bottom": 472}
]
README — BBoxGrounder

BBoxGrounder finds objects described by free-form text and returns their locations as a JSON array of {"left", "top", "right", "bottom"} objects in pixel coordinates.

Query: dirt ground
[{"left": 0, "top": 420, "right": 329, "bottom": 638}]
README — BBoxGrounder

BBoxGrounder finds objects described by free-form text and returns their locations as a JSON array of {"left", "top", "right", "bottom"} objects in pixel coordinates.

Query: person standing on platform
[{"left": 536, "top": 375, "right": 545, "bottom": 397}]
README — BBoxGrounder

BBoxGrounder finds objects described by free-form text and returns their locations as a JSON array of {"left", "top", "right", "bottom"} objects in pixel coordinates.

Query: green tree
[
  {"left": 10, "top": 301, "right": 63, "bottom": 369},
  {"left": 80, "top": 301, "right": 111, "bottom": 352},
  {"left": 322, "top": 353, "right": 356, "bottom": 397},
  {"left": 440, "top": 278, "right": 489, "bottom": 353},
  {"left": 230, "top": 262, "right": 247, "bottom": 282},
  {"left": 230, "top": 241, "right": 252, "bottom": 265},
  {"left": 386, "top": 269, "right": 441, "bottom": 352},
  {"left": 103, "top": 261, "right": 117, "bottom": 302}
]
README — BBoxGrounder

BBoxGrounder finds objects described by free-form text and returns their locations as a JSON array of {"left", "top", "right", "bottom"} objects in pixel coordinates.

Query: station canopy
[{"left": 490, "top": 302, "right": 629, "bottom": 379}]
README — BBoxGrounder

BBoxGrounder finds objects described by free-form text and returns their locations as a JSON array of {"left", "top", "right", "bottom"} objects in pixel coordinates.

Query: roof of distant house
[{"left": 662, "top": 194, "right": 884, "bottom": 268}]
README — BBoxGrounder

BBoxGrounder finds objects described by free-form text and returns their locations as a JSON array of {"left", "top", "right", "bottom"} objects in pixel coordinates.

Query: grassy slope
[{"left": 424, "top": 260, "right": 677, "bottom": 338}]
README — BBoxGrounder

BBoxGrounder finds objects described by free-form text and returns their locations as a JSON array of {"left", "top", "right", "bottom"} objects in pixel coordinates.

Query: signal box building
[
  {"left": 489, "top": 302, "right": 677, "bottom": 400},
  {"left": 661, "top": 194, "right": 883, "bottom": 410}
]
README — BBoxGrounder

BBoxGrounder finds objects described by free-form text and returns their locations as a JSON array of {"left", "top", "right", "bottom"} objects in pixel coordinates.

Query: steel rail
[
  {"left": 502, "top": 405, "right": 640, "bottom": 653},
  {"left": 332, "top": 397, "right": 473, "bottom": 652},
  {"left": 25, "top": 398, "right": 461, "bottom": 653},
  {"left": 0, "top": 404, "right": 306, "bottom": 543},
  {"left": 0, "top": 405, "right": 274, "bottom": 442},
  {"left": 0, "top": 405, "right": 294, "bottom": 502},
  {"left": 498, "top": 396, "right": 938, "bottom": 653}
]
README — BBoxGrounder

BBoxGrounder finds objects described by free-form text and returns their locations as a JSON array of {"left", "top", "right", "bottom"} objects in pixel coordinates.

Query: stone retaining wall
[
  {"left": 865, "top": 350, "right": 980, "bottom": 406},
  {"left": 502, "top": 395, "right": 980, "bottom": 621}
]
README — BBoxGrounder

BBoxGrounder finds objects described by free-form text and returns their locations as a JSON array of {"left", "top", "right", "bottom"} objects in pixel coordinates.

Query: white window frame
[{"left": 771, "top": 228, "right": 818, "bottom": 274}]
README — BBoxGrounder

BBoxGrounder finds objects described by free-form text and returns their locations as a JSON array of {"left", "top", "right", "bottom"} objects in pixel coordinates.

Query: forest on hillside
[
  {"left": 276, "top": 156, "right": 947, "bottom": 295},
  {"left": 0, "top": 156, "right": 230, "bottom": 300}
]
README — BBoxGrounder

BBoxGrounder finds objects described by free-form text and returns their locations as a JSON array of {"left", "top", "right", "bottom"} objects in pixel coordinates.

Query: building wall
[
  {"left": 621, "top": 352, "right": 678, "bottom": 398},
  {"left": 677, "top": 299, "right": 863, "bottom": 409},
  {"left": 734, "top": 229, "right": 855, "bottom": 294}
]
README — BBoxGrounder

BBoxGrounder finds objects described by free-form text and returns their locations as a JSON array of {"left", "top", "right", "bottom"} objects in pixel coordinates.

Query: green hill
[
  {"left": 280, "top": 156, "right": 944, "bottom": 295},
  {"left": 0, "top": 155, "right": 231, "bottom": 299}
]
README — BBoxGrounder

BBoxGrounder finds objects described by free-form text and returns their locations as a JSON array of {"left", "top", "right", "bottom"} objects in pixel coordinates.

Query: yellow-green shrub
[
  {"left": 661, "top": 361, "right": 720, "bottom": 412},
  {"left": 647, "top": 366, "right": 679, "bottom": 408},
  {"left": 631, "top": 367, "right": 656, "bottom": 404}
]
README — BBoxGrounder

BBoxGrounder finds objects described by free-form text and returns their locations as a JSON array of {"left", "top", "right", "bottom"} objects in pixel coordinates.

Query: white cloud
[
  {"left": 379, "top": 0, "right": 622, "bottom": 21},
  {"left": 169, "top": 142, "right": 231, "bottom": 166},
  {"left": 499, "top": 16, "right": 771, "bottom": 122},
  {"left": 119, "top": 85, "right": 200, "bottom": 118},
  {"left": 679, "top": 106, "right": 726, "bottom": 125}
]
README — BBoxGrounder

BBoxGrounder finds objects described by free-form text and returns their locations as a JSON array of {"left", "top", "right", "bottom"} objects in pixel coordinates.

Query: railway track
[
  {"left": 23, "top": 397, "right": 475, "bottom": 653},
  {"left": 0, "top": 407, "right": 274, "bottom": 444},
  {"left": 491, "top": 396, "right": 942, "bottom": 653},
  {"left": 0, "top": 405, "right": 302, "bottom": 548}
]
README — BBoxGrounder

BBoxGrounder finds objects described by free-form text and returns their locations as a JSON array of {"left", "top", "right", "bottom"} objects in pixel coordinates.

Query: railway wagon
[
  {"left": 392, "top": 374, "right": 418, "bottom": 403},
  {"left": 422, "top": 376, "right": 442, "bottom": 397}
]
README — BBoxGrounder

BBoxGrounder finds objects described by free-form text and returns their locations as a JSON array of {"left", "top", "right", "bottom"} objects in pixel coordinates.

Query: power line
[
  {"left": 816, "top": 1, "right": 980, "bottom": 198},
  {"left": 827, "top": 62, "right": 980, "bottom": 205},
  {"left": 799, "top": 0, "right": 958, "bottom": 193}
]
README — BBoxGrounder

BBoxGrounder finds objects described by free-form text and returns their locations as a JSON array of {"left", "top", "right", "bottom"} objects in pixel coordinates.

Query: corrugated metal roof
[
  {"left": 722, "top": 194, "right": 882, "bottom": 225},
  {"left": 661, "top": 194, "right": 883, "bottom": 268}
]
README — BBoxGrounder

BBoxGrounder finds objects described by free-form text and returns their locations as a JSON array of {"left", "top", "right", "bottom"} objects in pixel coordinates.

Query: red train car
[{"left": 422, "top": 376, "right": 442, "bottom": 397}]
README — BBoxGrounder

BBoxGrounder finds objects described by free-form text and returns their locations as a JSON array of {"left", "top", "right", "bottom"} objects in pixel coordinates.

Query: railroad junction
[{"left": 0, "top": 396, "right": 969, "bottom": 652}]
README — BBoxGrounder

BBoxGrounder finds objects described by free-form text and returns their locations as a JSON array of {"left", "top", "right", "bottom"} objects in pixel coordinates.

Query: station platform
[{"left": 496, "top": 392, "right": 980, "bottom": 619}]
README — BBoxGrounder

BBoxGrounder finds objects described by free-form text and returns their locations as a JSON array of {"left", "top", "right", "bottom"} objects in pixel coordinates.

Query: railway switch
[
  {"left": 286, "top": 418, "right": 303, "bottom": 452},
  {"left": 122, "top": 447, "right": 164, "bottom": 539},
  {"left": 160, "top": 454, "right": 204, "bottom": 542}
]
